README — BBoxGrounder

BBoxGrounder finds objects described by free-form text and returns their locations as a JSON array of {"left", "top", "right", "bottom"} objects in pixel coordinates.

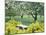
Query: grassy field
[
  {"left": 5, "top": 15, "right": 44, "bottom": 25},
  {"left": 5, "top": 15, "right": 44, "bottom": 35}
]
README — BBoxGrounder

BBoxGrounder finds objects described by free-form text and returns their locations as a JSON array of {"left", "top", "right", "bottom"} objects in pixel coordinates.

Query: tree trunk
[
  {"left": 31, "top": 12, "right": 37, "bottom": 22},
  {"left": 21, "top": 14, "right": 23, "bottom": 18},
  {"left": 34, "top": 13, "right": 37, "bottom": 22}
]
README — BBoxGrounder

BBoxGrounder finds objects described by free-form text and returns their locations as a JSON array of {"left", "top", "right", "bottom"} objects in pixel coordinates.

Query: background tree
[{"left": 5, "top": 1, "right": 44, "bottom": 21}]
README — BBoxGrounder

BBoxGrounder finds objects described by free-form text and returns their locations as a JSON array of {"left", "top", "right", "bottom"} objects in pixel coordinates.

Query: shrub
[
  {"left": 28, "top": 21, "right": 44, "bottom": 33},
  {"left": 5, "top": 20, "right": 44, "bottom": 35},
  {"left": 5, "top": 19, "right": 22, "bottom": 35}
]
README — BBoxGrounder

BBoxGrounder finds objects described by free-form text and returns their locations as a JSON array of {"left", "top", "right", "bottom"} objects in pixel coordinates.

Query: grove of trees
[
  {"left": 5, "top": 0, "right": 44, "bottom": 34},
  {"left": 5, "top": 0, "right": 44, "bottom": 22}
]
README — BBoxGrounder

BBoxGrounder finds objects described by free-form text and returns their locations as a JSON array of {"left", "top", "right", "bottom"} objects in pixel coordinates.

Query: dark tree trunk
[
  {"left": 21, "top": 14, "right": 23, "bottom": 18},
  {"left": 31, "top": 12, "right": 37, "bottom": 22},
  {"left": 34, "top": 12, "right": 37, "bottom": 22}
]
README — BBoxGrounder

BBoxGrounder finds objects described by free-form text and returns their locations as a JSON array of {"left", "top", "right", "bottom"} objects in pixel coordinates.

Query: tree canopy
[{"left": 5, "top": 1, "right": 44, "bottom": 16}]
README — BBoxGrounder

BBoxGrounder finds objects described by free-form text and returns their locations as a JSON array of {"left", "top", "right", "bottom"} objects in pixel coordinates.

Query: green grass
[
  {"left": 5, "top": 15, "right": 44, "bottom": 35},
  {"left": 5, "top": 15, "right": 44, "bottom": 26}
]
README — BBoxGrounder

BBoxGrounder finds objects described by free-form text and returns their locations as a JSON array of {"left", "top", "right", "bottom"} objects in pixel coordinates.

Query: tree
[
  {"left": 28, "top": 2, "right": 44, "bottom": 22},
  {"left": 5, "top": 1, "right": 44, "bottom": 20}
]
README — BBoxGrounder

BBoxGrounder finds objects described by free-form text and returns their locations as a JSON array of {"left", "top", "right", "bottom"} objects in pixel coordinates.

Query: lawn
[
  {"left": 5, "top": 15, "right": 44, "bottom": 26},
  {"left": 5, "top": 15, "right": 44, "bottom": 35}
]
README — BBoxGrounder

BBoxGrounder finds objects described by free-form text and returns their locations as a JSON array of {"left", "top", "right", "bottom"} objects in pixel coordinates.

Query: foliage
[
  {"left": 28, "top": 21, "right": 44, "bottom": 33},
  {"left": 5, "top": 19, "right": 22, "bottom": 35},
  {"left": 5, "top": 1, "right": 44, "bottom": 22},
  {"left": 5, "top": 20, "right": 44, "bottom": 35},
  {"left": 5, "top": 1, "right": 44, "bottom": 16},
  {"left": 5, "top": 0, "right": 44, "bottom": 35}
]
